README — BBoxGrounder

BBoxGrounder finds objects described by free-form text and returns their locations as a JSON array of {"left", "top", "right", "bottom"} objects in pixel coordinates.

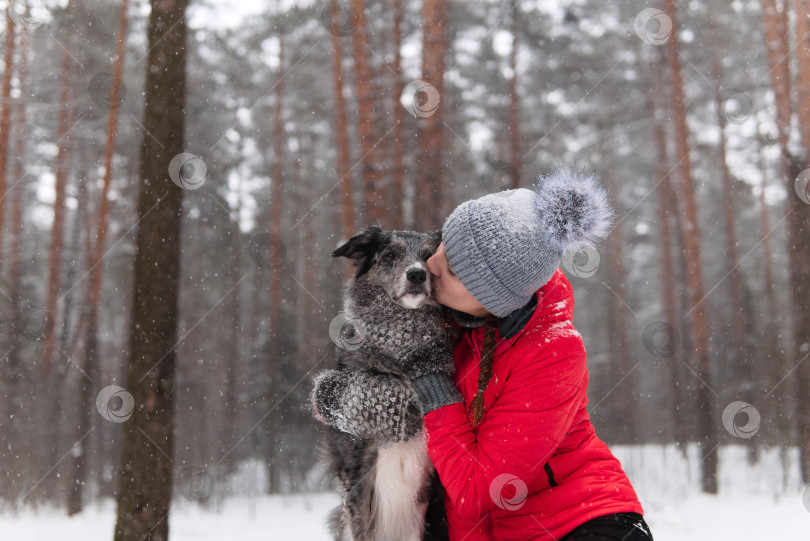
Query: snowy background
[{"left": 2, "top": 0, "right": 810, "bottom": 539}]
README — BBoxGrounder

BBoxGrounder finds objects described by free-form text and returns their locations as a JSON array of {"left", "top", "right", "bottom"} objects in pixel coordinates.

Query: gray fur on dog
[{"left": 312, "top": 226, "right": 455, "bottom": 541}]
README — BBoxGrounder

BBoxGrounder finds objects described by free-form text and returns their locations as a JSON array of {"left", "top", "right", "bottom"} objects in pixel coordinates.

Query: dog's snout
[{"left": 406, "top": 268, "right": 427, "bottom": 285}]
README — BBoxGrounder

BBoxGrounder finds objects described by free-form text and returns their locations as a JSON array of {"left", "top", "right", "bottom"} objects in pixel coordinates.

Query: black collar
[{"left": 449, "top": 293, "right": 538, "bottom": 340}]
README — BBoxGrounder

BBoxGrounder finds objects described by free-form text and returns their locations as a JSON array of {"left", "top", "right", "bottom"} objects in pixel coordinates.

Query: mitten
[
  {"left": 398, "top": 345, "right": 456, "bottom": 380},
  {"left": 310, "top": 368, "right": 423, "bottom": 443},
  {"left": 311, "top": 369, "right": 350, "bottom": 427}
]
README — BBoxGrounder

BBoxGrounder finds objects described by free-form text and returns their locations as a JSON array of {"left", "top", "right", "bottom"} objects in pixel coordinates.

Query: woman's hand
[{"left": 310, "top": 368, "right": 424, "bottom": 443}]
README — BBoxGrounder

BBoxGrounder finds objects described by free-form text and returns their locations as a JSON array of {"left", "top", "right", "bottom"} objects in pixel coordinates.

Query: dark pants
[{"left": 560, "top": 512, "right": 654, "bottom": 541}]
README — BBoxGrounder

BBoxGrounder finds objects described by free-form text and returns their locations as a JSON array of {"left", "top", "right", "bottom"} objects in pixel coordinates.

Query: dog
[{"left": 319, "top": 225, "right": 453, "bottom": 541}]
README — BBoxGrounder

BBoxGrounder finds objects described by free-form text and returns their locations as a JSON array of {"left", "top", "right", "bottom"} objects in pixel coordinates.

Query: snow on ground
[
  {"left": 0, "top": 493, "right": 340, "bottom": 541},
  {"left": 613, "top": 443, "right": 808, "bottom": 540},
  {"left": 1, "top": 444, "right": 808, "bottom": 540}
]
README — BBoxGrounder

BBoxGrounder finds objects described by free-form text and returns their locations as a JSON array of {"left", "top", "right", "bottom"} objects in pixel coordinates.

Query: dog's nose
[{"left": 406, "top": 268, "right": 427, "bottom": 285}]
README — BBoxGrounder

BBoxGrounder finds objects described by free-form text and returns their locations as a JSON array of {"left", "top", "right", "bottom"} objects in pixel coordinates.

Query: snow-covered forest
[{"left": 0, "top": 0, "right": 809, "bottom": 539}]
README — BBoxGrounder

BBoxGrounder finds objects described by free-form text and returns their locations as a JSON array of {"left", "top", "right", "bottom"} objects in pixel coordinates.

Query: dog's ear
[
  {"left": 333, "top": 225, "right": 387, "bottom": 262},
  {"left": 427, "top": 229, "right": 442, "bottom": 244},
  {"left": 425, "top": 229, "right": 442, "bottom": 253}
]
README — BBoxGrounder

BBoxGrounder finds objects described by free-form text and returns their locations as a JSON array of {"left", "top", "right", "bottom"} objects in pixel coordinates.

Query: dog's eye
[{"left": 384, "top": 252, "right": 396, "bottom": 262}]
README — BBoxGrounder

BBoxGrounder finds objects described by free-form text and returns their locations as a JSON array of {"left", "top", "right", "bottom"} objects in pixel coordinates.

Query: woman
[{"left": 314, "top": 166, "right": 653, "bottom": 541}]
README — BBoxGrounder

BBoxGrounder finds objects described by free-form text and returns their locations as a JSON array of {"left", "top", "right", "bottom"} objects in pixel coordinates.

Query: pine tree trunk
[
  {"left": 329, "top": 0, "right": 356, "bottom": 241},
  {"left": 266, "top": 31, "right": 286, "bottom": 495},
  {"left": 49, "top": 157, "right": 87, "bottom": 504},
  {"left": 644, "top": 46, "right": 687, "bottom": 453},
  {"left": 416, "top": 0, "right": 447, "bottom": 231},
  {"left": 760, "top": 0, "right": 793, "bottom": 163},
  {"left": 752, "top": 121, "right": 792, "bottom": 471},
  {"left": 508, "top": 0, "right": 520, "bottom": 189},
  {"left": 789, "top": 0, "right": 810, "bottom": 482},
  {"left": 66, "top": 318, "right": 97, "bottom": 515},
  {"left": 599, "top": 123, "right": 635, "bottom": 443},
  {"left": 0, "top": 5, "right": 17, "bottom": 261},
  {"left": 0, "top": 17, "right": 24, "bottom": 502},
  {"left": 113, "top": 0, "right": 188, "bottom": 538},
  {"left": 222, "top": 186, "right": 242, "bottom": 478},
  {"left": 42, "top": 10, "right": 74, "bottom": 501},
  {"left": 796, "top": 0, "right": 810, "bottom": 153},
  {"left": 350, "top": 0, "right": 384, "bottom": 225},
  {"left": 297, "top": 145, "right": 320, "bottom": 363},
  {"left": 760, "top": 0, "right": 810, "bottom": 479},
  {"left": 708, "top": 21, "right": 753, "bottom": 424},
  {"left": 754, "top": 128, "right": 779, "bottom": 339},
  {"left": 42, "top": 0, "right": 74, "bottom": 377},
  {"left": 12, "top": 3, "right": 29, "bottom": 412},
  {"left": 663, "top": 0, "right": 718, "bottom": 493},
  {"left": 390, "top": 0, "right": 405, "bottom": 229},
  {"left": 68, "top": 0, "right": 129, "bottom": 515}
]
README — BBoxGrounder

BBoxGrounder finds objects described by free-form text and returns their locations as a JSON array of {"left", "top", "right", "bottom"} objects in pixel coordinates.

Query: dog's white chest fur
[{"left": 373, "top": 430, "right": 432, "bottom": 541}]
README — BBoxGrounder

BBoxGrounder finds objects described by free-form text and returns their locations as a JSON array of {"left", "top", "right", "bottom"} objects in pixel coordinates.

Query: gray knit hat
[{"left": 442, "top": 165, "right": 615, "bottom": 317}]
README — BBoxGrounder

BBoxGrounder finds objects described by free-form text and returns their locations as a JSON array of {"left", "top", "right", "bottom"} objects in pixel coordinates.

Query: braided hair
[{"left": 468, "top": 315, "right": 501, "bottom": 427}]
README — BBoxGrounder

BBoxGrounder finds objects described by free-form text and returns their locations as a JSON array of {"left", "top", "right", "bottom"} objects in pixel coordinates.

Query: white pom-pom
[{"left": 532, "top": 165, "right": 615, "bottom": 253}]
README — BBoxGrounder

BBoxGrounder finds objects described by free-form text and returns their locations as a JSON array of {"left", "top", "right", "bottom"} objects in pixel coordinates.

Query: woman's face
[{"left": 426, "top": 242, "right": 491, "bottom": 317}]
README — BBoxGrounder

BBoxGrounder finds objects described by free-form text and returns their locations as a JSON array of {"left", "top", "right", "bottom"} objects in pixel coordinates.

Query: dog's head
[{"left": 333, "top": 225, "right": 442, "bottom": 309}]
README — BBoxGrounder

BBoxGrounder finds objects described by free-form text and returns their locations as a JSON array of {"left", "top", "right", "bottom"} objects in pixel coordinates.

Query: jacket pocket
[{"left": 543, "top": 461, "right": 558, "bottom": 487}]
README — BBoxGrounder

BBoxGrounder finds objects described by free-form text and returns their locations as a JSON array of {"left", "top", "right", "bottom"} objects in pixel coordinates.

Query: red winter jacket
[{"left": 423, "top": 268, "right": 643, "bottom": 541}]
